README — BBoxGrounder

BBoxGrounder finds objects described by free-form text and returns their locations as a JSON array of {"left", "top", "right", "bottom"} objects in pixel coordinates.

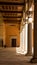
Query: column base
[
  {"left": 25, "top": 53, "right": 32, "bottom": 56},
  {"left": 30, "top": 58, "right": 37, "bottom": 63}
]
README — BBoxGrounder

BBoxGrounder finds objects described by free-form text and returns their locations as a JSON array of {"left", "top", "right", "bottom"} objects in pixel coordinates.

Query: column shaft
[
  {"left": 31, "top": 1, "right": 37, "bottom": 63},
  {"left": 28, "top": 23, "right": 32, "bottom": 55},
  {"left": 3, "top": 23, "right": 6, "bottom": 46},
  {"left": 25, "top": 23, "right": 32, "bottom": 56}
]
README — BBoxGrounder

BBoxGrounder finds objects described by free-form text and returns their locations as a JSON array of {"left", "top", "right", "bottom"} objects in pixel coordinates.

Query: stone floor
[{"left": 0, "top": 47, "right": 37, "bottom": 65}]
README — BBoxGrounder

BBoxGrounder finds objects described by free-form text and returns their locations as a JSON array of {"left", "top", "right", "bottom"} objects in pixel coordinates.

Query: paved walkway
[{"left": 0, "top": 47, "right": 37, "bottom": 65}]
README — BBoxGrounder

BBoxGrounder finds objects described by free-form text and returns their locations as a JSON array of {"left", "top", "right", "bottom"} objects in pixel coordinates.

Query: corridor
[
  {"left": 0, "top": 0, "right": 37, "bottom": 63},
  {"left": 0, "top": 48, "right": 37, "bottom": 65}
]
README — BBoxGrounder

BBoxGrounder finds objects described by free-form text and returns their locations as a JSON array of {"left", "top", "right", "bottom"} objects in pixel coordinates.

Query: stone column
[
  {"left": 24, "top": 24, "right": 28, "bottom": 54},
  {"left": 20, "top": 27, "right": 24, "bottom": 54},
  {"left": 31, "top": 1, "right": 37, "bottom": 63},
  {"left": 3, "top": 23, "right": 6, "bottom": 47},
  {"left": 25, "top": 23, "right": 32, "bottom": 56}
]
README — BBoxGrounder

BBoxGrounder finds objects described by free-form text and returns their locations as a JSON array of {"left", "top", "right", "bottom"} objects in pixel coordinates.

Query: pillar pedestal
[{"left": 30, "top": 58, "right": 37, "bottom": 63}]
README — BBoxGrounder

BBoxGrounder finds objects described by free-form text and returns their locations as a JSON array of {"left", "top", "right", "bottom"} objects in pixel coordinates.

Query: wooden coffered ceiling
[{"left": 0, "top": 0, "right": 25, "bottom": 23}]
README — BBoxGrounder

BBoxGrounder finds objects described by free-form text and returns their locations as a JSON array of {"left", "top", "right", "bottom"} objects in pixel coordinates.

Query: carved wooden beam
[
  {"left": 3, "top": 16, "right": 22, "bottom": 18},
  {"left": 0, "top": 0, "right": 24, "bottom": 3},
  {"left": 0, "top": 5, "right": 23, "bottom": 11},
  {"left": 0, "top": 10, "right": 23, "bottom": 13},
  {"left": 3, "top": 18, "right": 21, "bottom": 20},
  {"left": 4, "top": 20, "right": 21, "bottom": 23},
  {"left": 0, "top": 2, "right": 24, "bottom": 5}
]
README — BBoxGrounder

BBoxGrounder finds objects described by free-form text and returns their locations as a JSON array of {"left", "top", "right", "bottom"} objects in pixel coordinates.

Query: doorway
[
  {"left": 11, "top": 39, "right": 16, "bottom": 47},
  {"left": 0, "top": 39, "right": 3, "bottom": 47}
]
